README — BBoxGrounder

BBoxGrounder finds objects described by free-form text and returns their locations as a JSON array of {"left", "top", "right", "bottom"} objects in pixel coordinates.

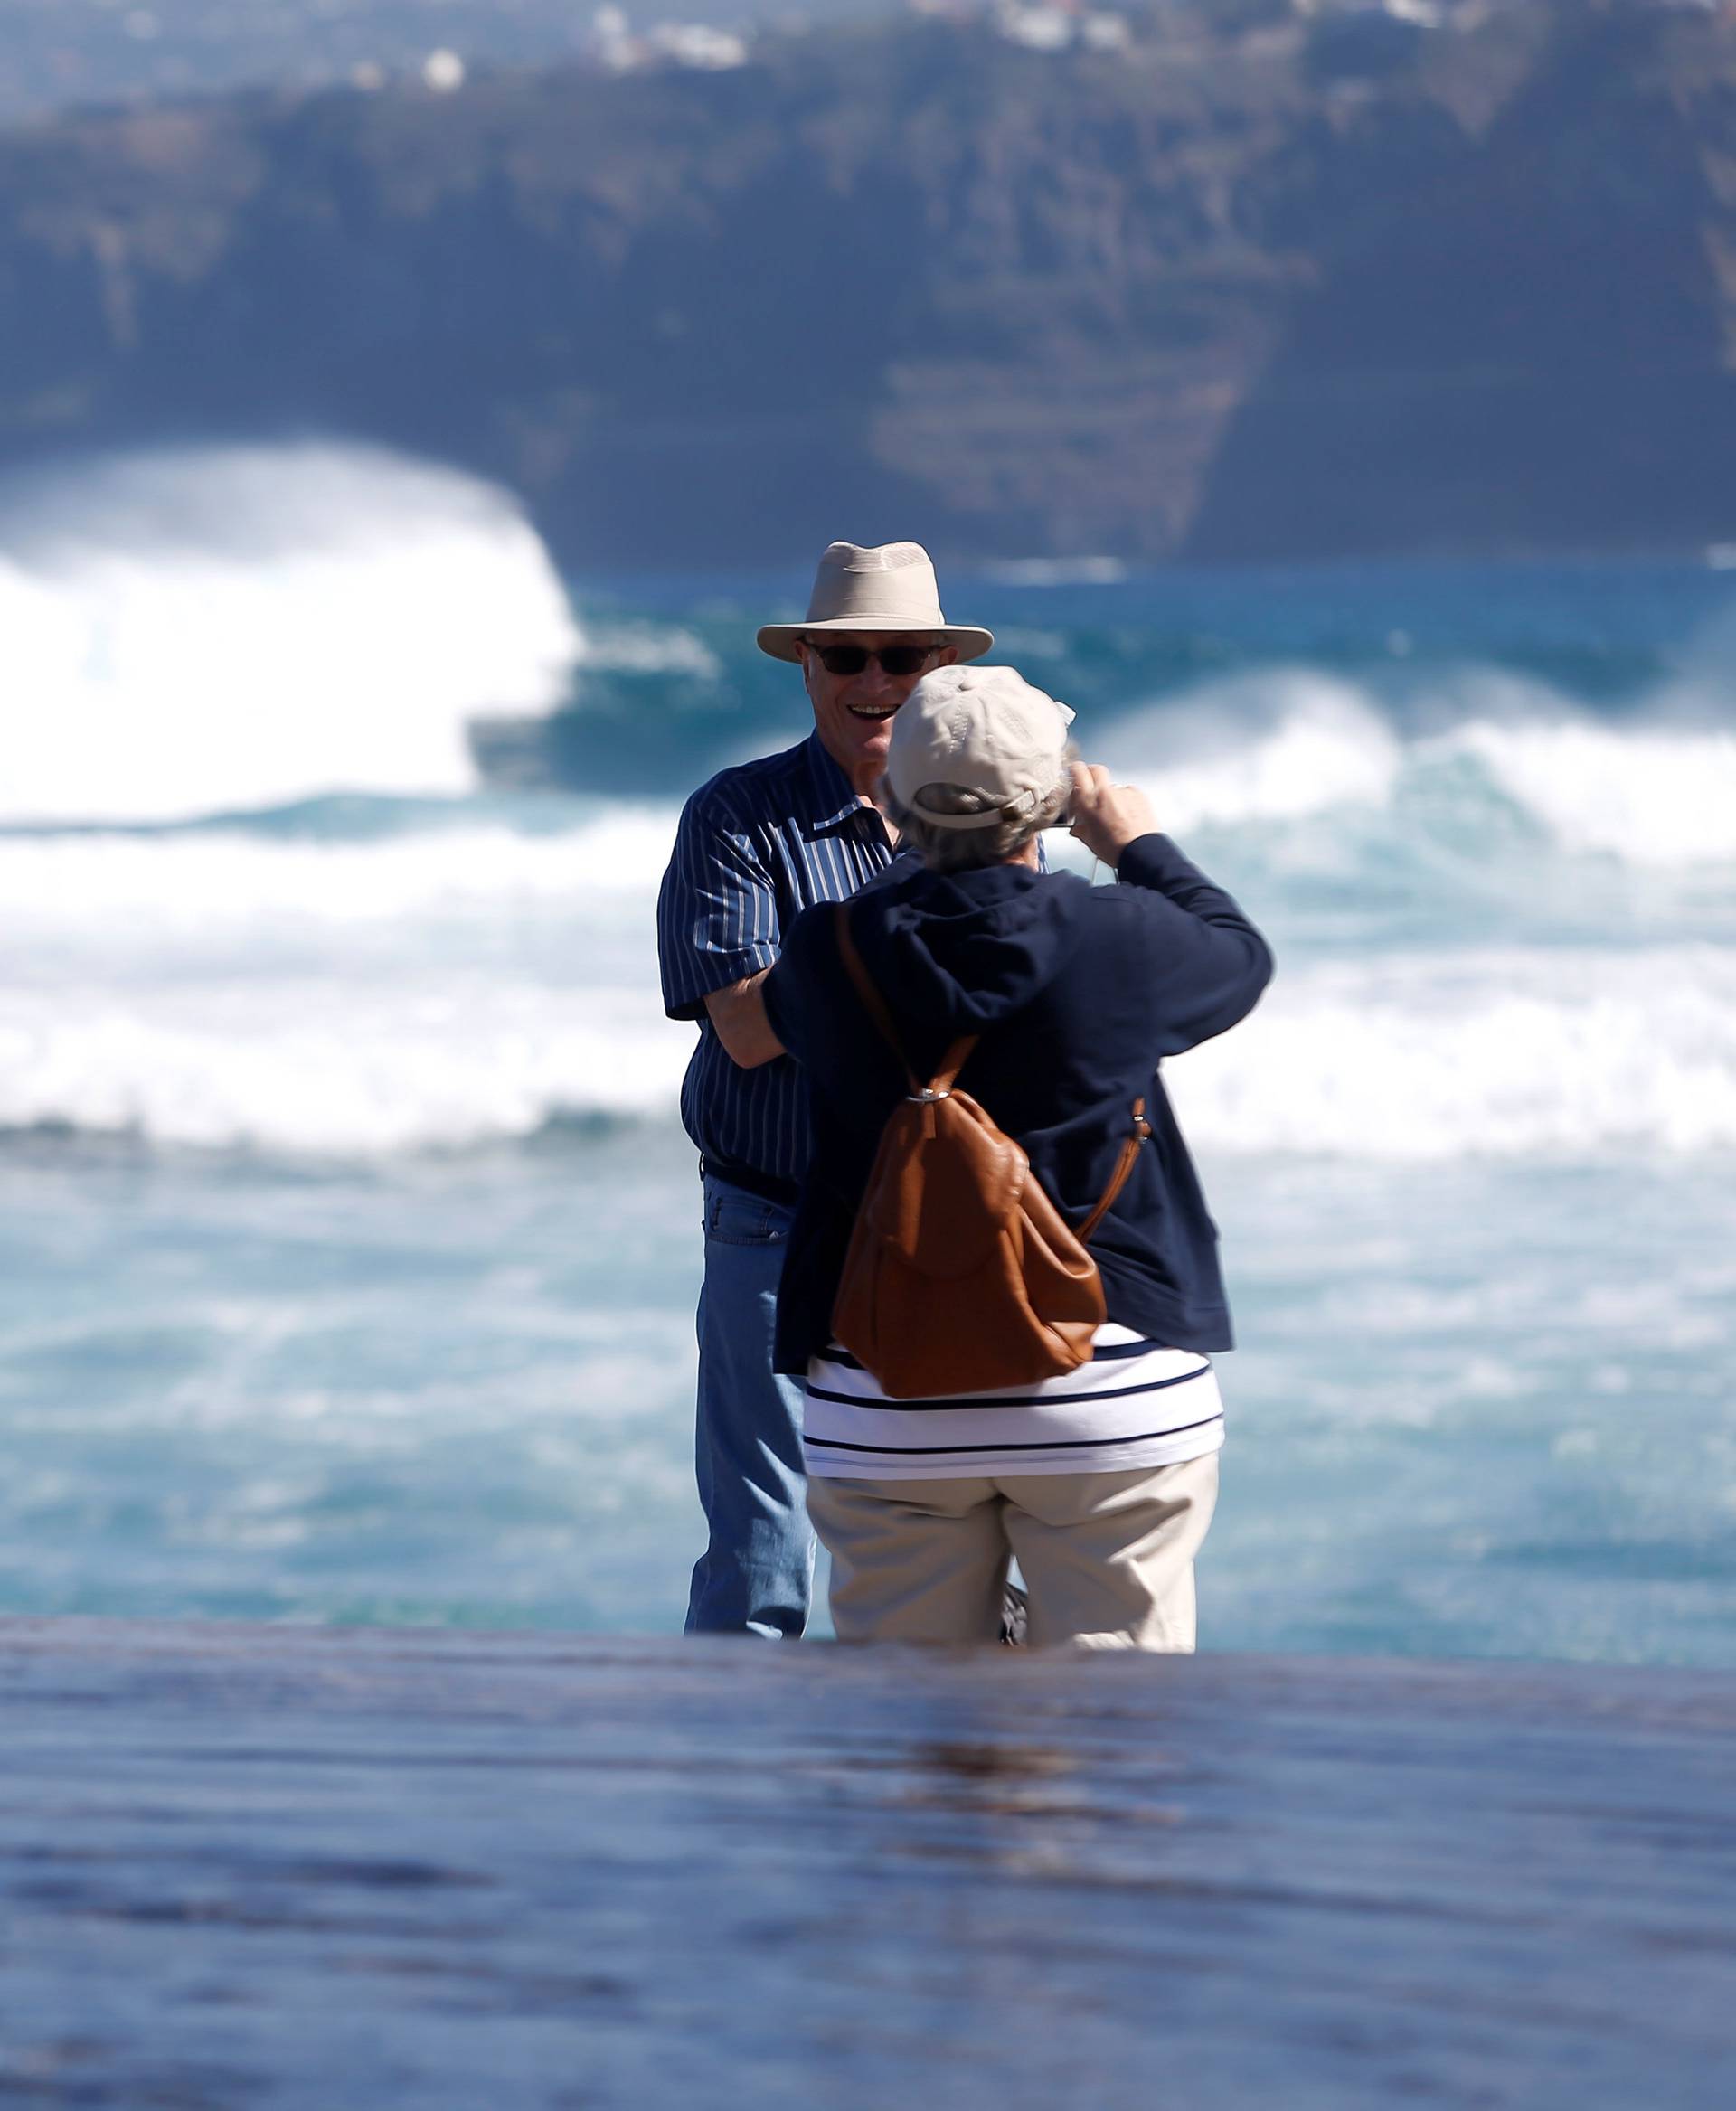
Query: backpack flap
[{"left": 865, "top": 1091, "right": 1026, "bottom": 1279}]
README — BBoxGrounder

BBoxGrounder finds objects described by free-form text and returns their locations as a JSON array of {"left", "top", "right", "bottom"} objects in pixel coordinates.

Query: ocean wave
[
  {"left": 3, "top": 936, "right": 1731, "bottom": 1161},
  {"left": 5, "top": 429, "right": 1730, "bottom": 879},
  {"left": 0, "top": 810, "right": 676, "bottom": 979},
  {"left": 0, "top": 981, "right": 684, "bottom": 1154},
  {"left": 1, "top": 573, "right": 1731, "bottom": 1163},
  {"left": 1442, "top": 717, "right": 1736, "bottom": 866},
  {"left": 0, "top": 440, "right": 583, "bottom": 825},
  {"left": 1099, "top": 674, "right": 1735, "bottom": 866},
  {"left": 25, "top": 668, "right": 1698, "bottom": 883},
  {"left": 976, "top": 557, "right": 1131, "bottom": 586},
  {"left": 581, "top": 622, "right": 722, "bottom": 679},
  {"left": 1101, "top": 678, "right": 1405, "bottom": 829},
  {"left": 1167, "top": 946, "right": 1736, "bottom": 1160}
]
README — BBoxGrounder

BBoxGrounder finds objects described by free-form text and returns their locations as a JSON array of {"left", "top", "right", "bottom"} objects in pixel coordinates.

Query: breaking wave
[
  {"left": 0, "top": 469, "right": 1731, "bottom": 1162},
  {"left": 1444, "top": 716, "right": 1736, "bottom": 866},
  {"left": 1099, "top": 674, "right": 1736, "bottom": 866},
  {"left": 0, "top": 441, "right": 583, "bottom": 824},
  {"left": 1165, "top": 945, "right": 1736, "bottom": 1160},
  {"left": 4, "top": 930, "right": 1731, "bottom": 1159},
  {"left": 0, "top": 800, "right": 1731, "bottom": 1159}
]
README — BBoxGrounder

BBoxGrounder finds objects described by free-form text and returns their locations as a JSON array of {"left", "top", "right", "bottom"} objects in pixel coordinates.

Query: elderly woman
[{"left": 760, "top": 666, "right": 1272, "bottom": 1649}]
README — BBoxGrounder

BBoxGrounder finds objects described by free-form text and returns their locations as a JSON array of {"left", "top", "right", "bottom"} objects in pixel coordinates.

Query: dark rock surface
[
  {"left": 2, "top": 1619, "right": 1733, "bottom": 2106},
  {"left": 4, "top": 2, "right": 1736, "bottom": 564}
]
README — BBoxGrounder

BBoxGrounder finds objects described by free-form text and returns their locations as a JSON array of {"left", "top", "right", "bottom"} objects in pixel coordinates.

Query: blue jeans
[{"left": 684, "top": 1175, "right": 815, "bottom": 1637}]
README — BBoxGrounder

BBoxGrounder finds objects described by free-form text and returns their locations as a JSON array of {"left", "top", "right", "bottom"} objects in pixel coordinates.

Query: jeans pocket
[{"left": 705, "top": 1183, "right": 791, "bottom": 1248}]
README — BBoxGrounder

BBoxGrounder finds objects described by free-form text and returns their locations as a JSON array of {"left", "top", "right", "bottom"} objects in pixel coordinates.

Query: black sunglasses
[{"left": 805, "top": 641, "right": 939, "bottom": 677}]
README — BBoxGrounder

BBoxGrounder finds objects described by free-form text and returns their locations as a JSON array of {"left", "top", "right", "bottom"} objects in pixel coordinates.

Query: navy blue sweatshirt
[{"left": 760, "top": 833, "right": 1274, "bottom": 1376}]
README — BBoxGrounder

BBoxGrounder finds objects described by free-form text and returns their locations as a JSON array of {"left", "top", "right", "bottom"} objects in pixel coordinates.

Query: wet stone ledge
[{"left": 1, "top": 1621, "right": 1732, "bottom": 2108}]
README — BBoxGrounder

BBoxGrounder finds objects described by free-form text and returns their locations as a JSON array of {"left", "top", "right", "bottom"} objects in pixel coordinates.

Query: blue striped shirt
[{"left": 657, "top": 733, "right": 896, "bottom": 1189}]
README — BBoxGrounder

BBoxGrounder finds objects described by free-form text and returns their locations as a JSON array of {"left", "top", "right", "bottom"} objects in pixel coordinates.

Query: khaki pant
[{"left": 807, "top": 1452, "right": 1219, "bottom": 1652}]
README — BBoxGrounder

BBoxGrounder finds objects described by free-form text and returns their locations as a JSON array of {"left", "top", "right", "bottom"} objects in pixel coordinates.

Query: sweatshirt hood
[{"left": 865, "top": 862, "right": 1094, "bottom": 1032}]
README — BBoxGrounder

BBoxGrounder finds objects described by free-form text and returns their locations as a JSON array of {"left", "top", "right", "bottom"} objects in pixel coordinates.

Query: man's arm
[
  {"left": 656, "top": 788, "right": 786, "bottom": 1060},
  {"left": 703, "top": 970, "right": 786, "bottom": 1070}
]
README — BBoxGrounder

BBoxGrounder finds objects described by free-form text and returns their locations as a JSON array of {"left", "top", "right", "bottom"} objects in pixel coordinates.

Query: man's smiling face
[{"left": 799, "top": 632, "right": 958, "bottom": 796}]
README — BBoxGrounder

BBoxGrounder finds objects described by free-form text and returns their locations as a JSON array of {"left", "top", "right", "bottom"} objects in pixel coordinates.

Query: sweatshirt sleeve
[
  {"left": 760, "top": 904, "right": 825, "bottom": 1070},
  {"left": 1115, "top": 833, "right": 1274, "bottom": 1055}
]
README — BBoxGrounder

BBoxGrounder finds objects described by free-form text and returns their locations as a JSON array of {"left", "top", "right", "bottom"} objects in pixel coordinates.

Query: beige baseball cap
[{"left": 884, "top": 664, "right": 1075, "bottom": 831}]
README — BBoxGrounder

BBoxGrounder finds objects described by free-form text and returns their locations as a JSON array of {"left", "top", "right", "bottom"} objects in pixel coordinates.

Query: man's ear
[{"left": 935, "top": 645, "right": 961, "bottom": 666}]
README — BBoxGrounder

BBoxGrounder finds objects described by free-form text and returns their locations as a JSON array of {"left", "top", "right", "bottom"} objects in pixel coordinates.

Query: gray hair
[{"left": 880, "top": 765, "right": 1072, "bottom": 874}]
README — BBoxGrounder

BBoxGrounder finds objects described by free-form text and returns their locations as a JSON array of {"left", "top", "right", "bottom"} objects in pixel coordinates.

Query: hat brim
[{"left": 757, "top": 619, "right": 995, "bottom": 664}]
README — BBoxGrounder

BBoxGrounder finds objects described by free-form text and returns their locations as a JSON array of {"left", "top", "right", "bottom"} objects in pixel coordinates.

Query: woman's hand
[{"left": 1067, "top": 763, "right": 1159, "bottom": 868}]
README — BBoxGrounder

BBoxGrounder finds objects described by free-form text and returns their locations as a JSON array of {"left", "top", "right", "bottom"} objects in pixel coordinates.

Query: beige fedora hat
[{"left": 757, "top": 540, "right": 993, "bottom": 664}]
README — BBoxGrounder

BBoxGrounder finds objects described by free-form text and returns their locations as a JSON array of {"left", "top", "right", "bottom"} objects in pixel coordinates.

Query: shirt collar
[{"left": 801, "top": 730, "right": 876, "bottom": 837}]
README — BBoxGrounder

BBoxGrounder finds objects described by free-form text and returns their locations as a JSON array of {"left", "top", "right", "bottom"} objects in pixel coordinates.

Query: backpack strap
[
  {"left": 1077, "top": 1099, "right": 1153, "bottom": 1242},
  {"left": 834, "top": 903, "right": 1146, "bottom": 1235},
  {"left": 834, "top": 903, "right": 976, "bottom": 1099}
]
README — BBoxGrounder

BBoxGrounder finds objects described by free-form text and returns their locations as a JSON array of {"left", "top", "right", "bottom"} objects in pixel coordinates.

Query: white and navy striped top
[
  {"left": 803, "top": 1327, "right": 1225, "bottom": 1480},
  {"left": 657, "top": 734, "right": 896, "bottom": 1191}
]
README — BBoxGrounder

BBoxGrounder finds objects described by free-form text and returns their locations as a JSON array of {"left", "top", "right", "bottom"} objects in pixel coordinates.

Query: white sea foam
[
  {"left": 1165, "top": 947, "right": 1736, "bottom": 1160},
  {"left": 977, "top": 557, "right": 1130, "bottom": 586},
  {"left": 0, "top": 441, "right": 583, "bottom": 824},
  {"left": 0, "top": 800, "right": 1730, "bottom": 1157},
  {"left": 0, "top": 809, "right": 680, "bottom": 1151},
  {"left": 5, "top": 951, "right": 1726, "bottom": 1157},
  {"left": 1440, "top": 718, "right": 1736, "bottom": 866},
  {"left": 0, "top": 810, "right": 676, "bottom": 983},
  {"left": 0, "top": 554, "right": 1731, "bottom": 1156},
  {"left": 1097, "top": 671, "right": 1736, "bottom": 866},
  {"left": 0, "top": 980, "right": 684, "bottom": 1154},
  {"left": 583, "top": 623, "right": 722, "bottom": 678},
  {"left": 1102, "top": 677, "right": 1404, "bottom": 831}
]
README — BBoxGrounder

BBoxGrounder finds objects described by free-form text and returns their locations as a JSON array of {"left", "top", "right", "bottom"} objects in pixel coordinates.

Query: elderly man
[{"left": 656, "top": 541, "right": 993, "bottom": 1636}]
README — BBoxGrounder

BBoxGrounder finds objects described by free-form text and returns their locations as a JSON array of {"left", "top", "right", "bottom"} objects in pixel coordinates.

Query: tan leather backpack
[{"left": 830, "top": 903, "right": 1150, "bottom": 1399}]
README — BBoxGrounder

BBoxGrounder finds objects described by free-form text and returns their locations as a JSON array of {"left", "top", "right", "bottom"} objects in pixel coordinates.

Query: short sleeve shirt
[{"left": 656, "top": 733, "right": 897, "bottom": 1186}]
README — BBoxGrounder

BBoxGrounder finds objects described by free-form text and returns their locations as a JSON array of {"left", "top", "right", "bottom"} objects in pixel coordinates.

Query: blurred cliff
[{"left": 5, "top": 0, "right": 1736, "bottom": 564}]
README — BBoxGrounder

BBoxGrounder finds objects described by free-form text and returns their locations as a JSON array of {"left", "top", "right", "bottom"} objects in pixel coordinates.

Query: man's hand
[
  {"left": 703, "top": 971, "right": 787, "bottom": 1069},
  {"left": 1067, "top": 763, "right": 1160, "bottom": 869}
]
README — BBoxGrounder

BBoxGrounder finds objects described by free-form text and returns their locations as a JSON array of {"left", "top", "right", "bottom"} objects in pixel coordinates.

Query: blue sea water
[{"left": 2, "top": 443, "right": 1732, "bottom": 1662}]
